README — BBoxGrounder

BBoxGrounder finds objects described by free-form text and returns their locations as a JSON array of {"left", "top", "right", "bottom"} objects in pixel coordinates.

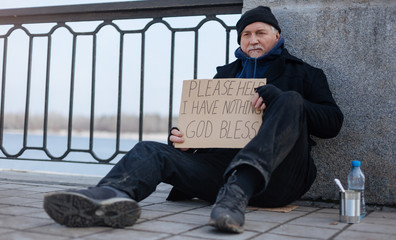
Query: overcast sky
[{"left": 0, "top": 0, "right": 137, "bottom": 9}]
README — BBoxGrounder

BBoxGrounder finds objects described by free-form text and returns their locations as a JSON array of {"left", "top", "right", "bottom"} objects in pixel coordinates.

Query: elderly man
[{"left": 44, "top": 6, "right": 343, "bottom": 233}]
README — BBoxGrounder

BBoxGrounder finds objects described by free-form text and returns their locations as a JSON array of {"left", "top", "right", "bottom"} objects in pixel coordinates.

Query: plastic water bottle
[{"left": 347, "top": 160, "right": 366, "bottom": 219}]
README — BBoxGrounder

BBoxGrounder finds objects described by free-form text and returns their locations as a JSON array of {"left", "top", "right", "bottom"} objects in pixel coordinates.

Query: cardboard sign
[{"left": 175, "top": 78, "right": 266, "bottom": 148}]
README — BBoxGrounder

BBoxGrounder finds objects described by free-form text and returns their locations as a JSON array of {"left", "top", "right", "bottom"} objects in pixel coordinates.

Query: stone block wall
[{"left": 243, "top": 0, "right": 395, "bottom": 205}]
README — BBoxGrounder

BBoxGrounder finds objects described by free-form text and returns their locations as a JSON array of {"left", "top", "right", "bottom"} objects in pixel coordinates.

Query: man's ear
[{"left": 275, "top": 32, "right": 280, "bottom": 41}]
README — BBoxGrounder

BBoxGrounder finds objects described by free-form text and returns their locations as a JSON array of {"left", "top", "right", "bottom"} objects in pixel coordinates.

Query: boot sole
[
  {"left": 43, "top": 191, "right": 141, "bottom": 228},
  {"left": 208, "top": 215, "right": 244, "bottom": 233}
]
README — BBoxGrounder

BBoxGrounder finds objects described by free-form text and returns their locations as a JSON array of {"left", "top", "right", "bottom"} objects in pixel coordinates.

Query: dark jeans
[{"left": 98, "top": 91, "right": 316, "bottom": 207}]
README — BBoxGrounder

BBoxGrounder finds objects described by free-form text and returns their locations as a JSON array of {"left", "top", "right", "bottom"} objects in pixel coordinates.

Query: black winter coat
[
  {"left": 214, "top": 49, "right": 344, "bottom": 139},
  {"left": 166, "top": 49, "right": 343, "bottom": 202}
]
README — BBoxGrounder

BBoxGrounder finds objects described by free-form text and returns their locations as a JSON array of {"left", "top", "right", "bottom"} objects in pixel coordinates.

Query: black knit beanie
[{"left": 236, "top": 6, "right": 281, "bottom": 44}]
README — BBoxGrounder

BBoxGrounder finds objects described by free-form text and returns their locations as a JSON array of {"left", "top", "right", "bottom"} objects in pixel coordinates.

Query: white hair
[{"left": 272, "top": 26, "right": 279, "bottom": 35}]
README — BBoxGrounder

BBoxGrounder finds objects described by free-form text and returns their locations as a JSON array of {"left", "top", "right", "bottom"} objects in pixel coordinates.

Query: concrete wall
[{"left": 243, "top": 0, "right": 395, "bottom": 205}]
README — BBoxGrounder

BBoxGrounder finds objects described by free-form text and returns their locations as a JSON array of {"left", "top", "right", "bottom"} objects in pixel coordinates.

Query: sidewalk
[{"left": 0, "top": 170, "right": 395, "bottom": 240}]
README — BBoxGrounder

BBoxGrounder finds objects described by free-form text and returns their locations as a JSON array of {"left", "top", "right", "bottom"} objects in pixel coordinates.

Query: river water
[{"left": 0, "top": 132, "right": 166, "bottom": 177}]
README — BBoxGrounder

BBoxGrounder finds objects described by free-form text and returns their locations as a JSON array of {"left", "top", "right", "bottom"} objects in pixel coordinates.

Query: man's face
[{"left": 240, "top": 22, "right": 280, "bottom": 58}]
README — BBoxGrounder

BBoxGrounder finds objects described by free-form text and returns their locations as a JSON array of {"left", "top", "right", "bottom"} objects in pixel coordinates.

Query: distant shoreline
[{"left": 3, "top": 129, "right": 168, "bottom": 141}]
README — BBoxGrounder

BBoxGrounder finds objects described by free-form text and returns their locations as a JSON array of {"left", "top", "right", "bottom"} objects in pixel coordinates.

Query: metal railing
[{"left": 0, "top": 0, "right": 242, "bottom": 164}]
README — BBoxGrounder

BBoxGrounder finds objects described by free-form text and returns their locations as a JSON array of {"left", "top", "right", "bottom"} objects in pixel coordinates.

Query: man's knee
[
  {"left": 133, "top": 141, "right": 167, "bottom": 151},
  {"left": 265, "top": 91, "right": 305, "bottom": 117},
  {"left": 128, "top": 141, "right": 174, "bottom": 161},
  {"left": 278, "top": 91, "right": 304, "bottom": 107}
]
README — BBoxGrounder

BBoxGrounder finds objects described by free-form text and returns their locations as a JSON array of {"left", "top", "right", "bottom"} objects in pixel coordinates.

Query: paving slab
[
  {"left": 0, "top": 170, "right": 395, "bottom": 240},
  {"left": 269, "top": 224, "right": 340, "bottom": 239}
]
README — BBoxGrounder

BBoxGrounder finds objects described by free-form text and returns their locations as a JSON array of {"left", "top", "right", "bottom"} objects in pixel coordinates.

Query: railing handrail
[{"left": 0, "top": 0, "right": 243, "bottom": 24}]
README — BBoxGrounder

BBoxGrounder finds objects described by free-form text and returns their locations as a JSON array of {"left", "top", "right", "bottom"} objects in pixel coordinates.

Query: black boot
[
  {"left": 209, "top": 176, "right": 248, "bottom": 233},
  {"left": 43, "top": 186, "right": 141, "bottom": 228}
]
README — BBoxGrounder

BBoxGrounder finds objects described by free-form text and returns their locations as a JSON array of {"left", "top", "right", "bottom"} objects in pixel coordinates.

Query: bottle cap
[{"left": 352, "top": 160, "right": 361, "bottom": 167}]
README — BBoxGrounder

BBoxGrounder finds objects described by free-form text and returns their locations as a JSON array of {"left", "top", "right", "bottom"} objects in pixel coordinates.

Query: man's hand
[
  {"left": 169, "top": 128, "right": 189, "bottom": 151},
  {"left": 252, "top": 92, "right": 267, "bottom": 110},
  {"left": 253, "top": 84, "right": 283, "bottom": 109}
]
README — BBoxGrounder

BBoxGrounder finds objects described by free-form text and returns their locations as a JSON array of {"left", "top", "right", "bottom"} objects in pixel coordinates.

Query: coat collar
[{"left": 215, "top": 49, "right": 303, "bottom": 82}]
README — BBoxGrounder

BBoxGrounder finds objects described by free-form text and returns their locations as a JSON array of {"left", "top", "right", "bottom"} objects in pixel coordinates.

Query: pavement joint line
[
  {"left": 28, "top": 223, "right": 114, "bottom": 239},
  {"left": 140, "top": 200, "right": 279, "bottom": 238},
  {"left": 196, "top": 207, "right": 327, "bottom": 240},
  {"left": 327, "top": 223, "right": 353, "bottom": 240},
  {"left": 157, "top": 221, "right": 213, "bottom": 240},
  {"left": 103, "top": 203, "right": 216, "bottom": 238},
  {"left": 327, "top": 210, "right": 372, "bottom": 240},
  {"left": 140, "top": 201, "right": 212, "bottom": 224},
  {"left": 251, "top": 207, "right": 323, "bottom": 238},
  {"left": 0, "top": 178, "right": 174, "bottom": 194},
  {"left": 0, "top": 177, "right": 94, "bottom": 187},
  {"left": 157, "top": 230, "right": 210, "bottom": 240}
]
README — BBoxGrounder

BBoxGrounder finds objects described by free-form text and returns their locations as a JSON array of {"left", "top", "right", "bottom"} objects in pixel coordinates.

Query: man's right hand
[
  {"left": 169, "top": 128, "right": 189, "bottom": 152},
  {"left": 251, "top": 92, "right": 267, "bottom": 110}
]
